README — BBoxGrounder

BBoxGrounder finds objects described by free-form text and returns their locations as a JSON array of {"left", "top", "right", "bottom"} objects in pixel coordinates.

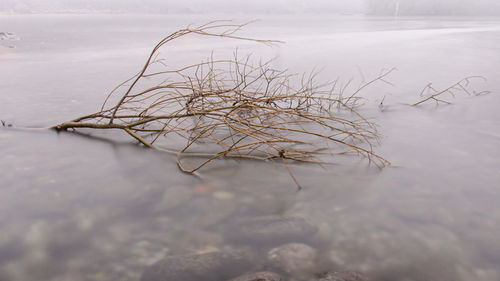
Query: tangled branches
[{"left": 54, "top": 21, "right": 390, "bottom": 187}]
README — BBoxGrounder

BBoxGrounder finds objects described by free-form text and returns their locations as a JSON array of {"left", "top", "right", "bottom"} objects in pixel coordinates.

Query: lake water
[{"left": 1, "top": 14, "right": 500, "bottom": 281}]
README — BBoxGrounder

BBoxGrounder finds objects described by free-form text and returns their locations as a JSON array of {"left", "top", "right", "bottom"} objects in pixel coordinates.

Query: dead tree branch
[{"left": 54, "top": 21, "right": 390, "bottom": 187}]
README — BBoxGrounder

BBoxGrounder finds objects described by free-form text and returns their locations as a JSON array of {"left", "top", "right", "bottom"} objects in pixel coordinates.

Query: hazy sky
[
  {"left": 2, "top": 0, "right": 364, "bottom": 14},
  {"left": 1, "top": 0, "right": 499, "bottom": 15}
]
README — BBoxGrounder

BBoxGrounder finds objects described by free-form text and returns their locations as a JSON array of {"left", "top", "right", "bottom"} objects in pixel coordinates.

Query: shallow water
[{"left": 1, "top": 14, "right": 500, "bottom": 281}]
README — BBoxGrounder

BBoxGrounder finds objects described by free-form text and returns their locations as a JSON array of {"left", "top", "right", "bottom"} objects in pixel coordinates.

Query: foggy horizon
[{"left": 1, "top": 0, "right": 500, "bottom": 16}]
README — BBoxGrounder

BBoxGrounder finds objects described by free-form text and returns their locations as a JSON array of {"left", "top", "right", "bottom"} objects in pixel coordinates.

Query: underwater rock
[
  {"left": 229, "top": 271, "right": 283, "bottom": 281},
  {"left": 267, "top": 243, "right": 319, "bottom": 275},
  {"left": 315, "top": 271, "right": 369, "bottom": 281},
  {"left": 140, "top": 250, "right": 254, "bottom": 281},
  {"left": 223, "top": 215, "right": 318, "bottom": 245},
  {"left": 155, "top": 185, "right": 193, "bottom": 211}
]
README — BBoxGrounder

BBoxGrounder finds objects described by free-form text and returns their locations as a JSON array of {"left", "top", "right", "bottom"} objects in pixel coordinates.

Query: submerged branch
[
  {"left": 54, "top": 21, "right": 390, "bottom": 188},
  {"left": 412, "top": 76, "right": 489, "bottom": 106}
]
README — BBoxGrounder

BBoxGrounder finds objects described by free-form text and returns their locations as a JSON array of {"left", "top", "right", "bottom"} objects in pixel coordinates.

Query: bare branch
[
  {"left": 54, "top": 22, "right": 390, "bottom": 188},
  {"left": 412, "top": 76, "right": 488, "bottom": 106}
]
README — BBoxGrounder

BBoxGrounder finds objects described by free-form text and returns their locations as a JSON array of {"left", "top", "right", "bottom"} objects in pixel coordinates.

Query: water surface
[{"left": 1, "top": 14, "right": 500, "bottom": 281}]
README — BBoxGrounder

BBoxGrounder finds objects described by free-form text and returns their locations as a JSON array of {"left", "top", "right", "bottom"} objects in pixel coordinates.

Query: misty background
[{"left": 1, "top": 0, "right": 500, "bottom": 16}]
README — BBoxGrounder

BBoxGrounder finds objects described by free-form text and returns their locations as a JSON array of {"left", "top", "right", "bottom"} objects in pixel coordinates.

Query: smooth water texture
[{"left": 1, "top": 14, "right": 500, "bottom": 281}]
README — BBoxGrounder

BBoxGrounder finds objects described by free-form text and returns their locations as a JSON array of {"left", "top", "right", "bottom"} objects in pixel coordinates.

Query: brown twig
[{"left": 412, "top": 76, "right": 489, "bottom": 106}]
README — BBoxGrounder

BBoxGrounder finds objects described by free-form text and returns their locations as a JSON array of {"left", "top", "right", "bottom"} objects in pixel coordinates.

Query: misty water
[{"left": 1, "top": 14, "right": 500, "bottom": 281}]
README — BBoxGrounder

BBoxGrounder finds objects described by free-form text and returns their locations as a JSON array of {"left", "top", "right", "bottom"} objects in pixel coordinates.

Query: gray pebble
[
  {"left": 141, "top": 250, "right": 254, "bottom": 281},
  {"left": 154, "top": 185, "right": 193, "bottom": 212},
  {"left": 223, "top": 216, "right": 318, "bottom": 245},
  {"left": 229, "top": 271, "right": 283, "bottom": 281},
  {"left": 315, "top": 271, "right": 369, "bottom": 281},
  {"left": 268, "top": 243, "right": 319, "bottom": 275}
]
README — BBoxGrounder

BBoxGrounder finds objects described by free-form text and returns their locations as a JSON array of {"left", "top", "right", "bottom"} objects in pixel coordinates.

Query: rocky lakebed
[{"left": 140, "top": 214, "right": 367, "bottom": 281}]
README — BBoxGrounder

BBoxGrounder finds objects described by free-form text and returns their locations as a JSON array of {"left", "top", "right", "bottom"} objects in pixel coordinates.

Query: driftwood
[{"left": 53, "top": 21, "right": 391, "bottom": 188}]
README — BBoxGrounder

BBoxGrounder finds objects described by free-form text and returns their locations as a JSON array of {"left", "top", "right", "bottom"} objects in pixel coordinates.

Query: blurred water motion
[{"left": 0, "top": 14, "right": 500, "bottom": 281}]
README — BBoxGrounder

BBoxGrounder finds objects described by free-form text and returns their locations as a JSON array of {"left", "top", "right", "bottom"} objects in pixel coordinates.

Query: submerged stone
[
  {"left": 229, "top": 271, "right": 283, "bottom": 281},
  {"left": 267, "top": 243, "right": 319, "bottom": 275},
  {"left": 222, "top": 215, "right": 318, "bottom": 245},
  {"left": 140, "top": 250, "right": 254, "bottom": 281},
  {"left": 155, "top": 185, "right": 193, "bottom": 211},
  {"left": 315, "top": 271, "right": 369, "bottom": 281}
]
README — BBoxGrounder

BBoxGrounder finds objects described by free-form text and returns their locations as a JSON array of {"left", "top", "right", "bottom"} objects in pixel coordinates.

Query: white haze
[{"left": 1, "top": 0, "right": 499, "bottom": 16}]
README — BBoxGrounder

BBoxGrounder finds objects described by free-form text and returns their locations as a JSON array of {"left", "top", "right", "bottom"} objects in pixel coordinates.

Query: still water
[{"left": 1, "top": 14, "right": 500, "bottom": 281}]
